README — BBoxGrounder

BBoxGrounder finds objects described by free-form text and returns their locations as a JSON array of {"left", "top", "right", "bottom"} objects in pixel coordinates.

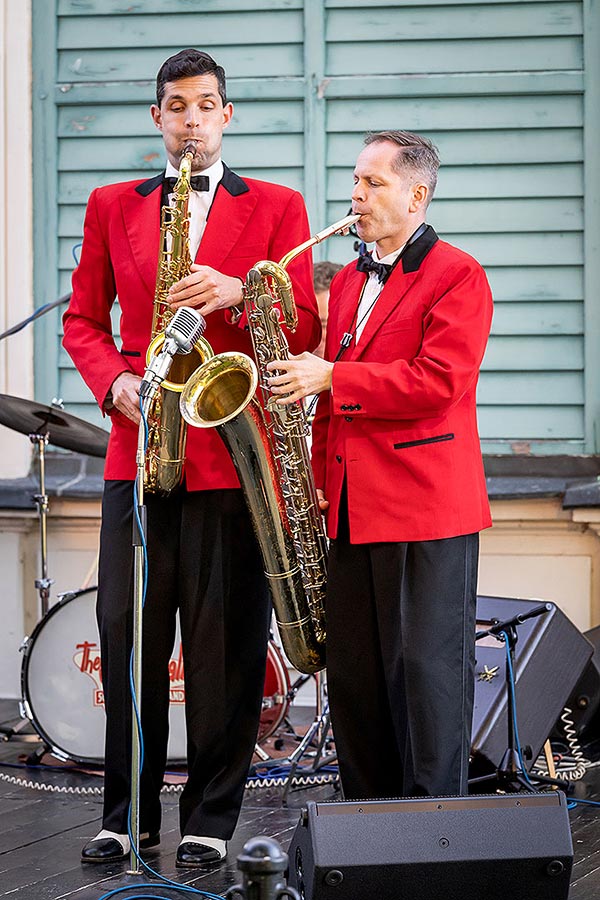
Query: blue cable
[
  {"left": 108, "top": 396, "right": 226, "bottom": 900},
  {"left": 72, "top": 242, "right": 82, "bottom": 266}
]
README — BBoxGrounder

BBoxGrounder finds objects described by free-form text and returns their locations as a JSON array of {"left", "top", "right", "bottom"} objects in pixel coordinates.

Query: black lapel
[
  {"left": 134, "top": 172, "right": 163, "bottom": 197},
  {"left": 219, "top": 164, "right": 250, "bottom": 197},
  {"left": 401, "top": 225, "right": 439, "bottom": 273}
]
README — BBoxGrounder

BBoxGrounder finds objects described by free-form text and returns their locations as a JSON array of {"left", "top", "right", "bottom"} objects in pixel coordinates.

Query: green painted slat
[
  {"left": 448, "top": 233, "right": 582, "bottom": 266},
  {"left": 327, "top": 95, "right": 583, "bottom": 132},
  {"left": 58, "top": 46, "right": 304, "bottom": 82},
  {"left": 328, "top": 38, "right": 581, "bottom": 75},
  {"left": 483, "top": 335, "right": 583, "bottom": 370},
  {"left": 479, "top": 371, "right": 583, "bottom": 404},
  {"left": 303, "top": 197, "right": 583, "bottom": 233},
  {"left": 328, "top": 164, "right": 583, "bottom": 200},
  {"left": 59, "top": 0, "right": 303, "bottom": 13},
  {"left": 58, "top": 11, "right": 303, "bottom": 48},
  {"left": 491, "top": 301, "right": 583, "bottom": 334},
  {"left": 478, "top": 405, "right": 583, "bottom": 439},
  {"left": 327, "top": 0, "right": 577, "bottom": 7},
  {"left": 327, "top": 3, "right": 582, "bottom": 40},
  {"left": 484, "top": 266, "right": 583, "bottom": 301},
  {"left": 58, "top": 100, "right": 305, "bottom": 137},
  {"left": 426, "top": 198, "right": 582, "bottom": 233},
  {"left": 56, "top": 78, "right": 306, "bottom": 104},
  {"left": 58, "top": 134, "right": 305, "bottom": 170},
  {"left": 54, "top": 72, "right": 584, "bottom": 104},
  {"left": 321, "top": 71, "right": 584, "bottom": 97},
  {"left": 328, "top": 129, "right": 583, "bottom": 166}
]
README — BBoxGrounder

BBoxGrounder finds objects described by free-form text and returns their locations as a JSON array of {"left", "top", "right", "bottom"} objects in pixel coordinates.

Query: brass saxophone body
[
  {"left": 179, "top": 214, "right": 360, "bottom": 674},
  {"left": 144, "top": 143, "right": 213, "bottom": 495}
]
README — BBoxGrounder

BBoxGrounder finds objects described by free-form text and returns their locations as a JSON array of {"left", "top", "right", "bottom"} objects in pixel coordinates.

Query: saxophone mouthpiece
[{"left": 182, "top": 141, "right": 197, "bottom": 158}]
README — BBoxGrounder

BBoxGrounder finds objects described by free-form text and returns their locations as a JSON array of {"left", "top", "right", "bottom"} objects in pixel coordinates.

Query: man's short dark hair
[
  {"left": 156, "top": 49, "right": 227, "bottom": 107},
  {"left": 364, "top": 130, "right": 440, "bottom": 202},
  {"left": 314, "top": 261, "right": 343, "bottom": 293}
]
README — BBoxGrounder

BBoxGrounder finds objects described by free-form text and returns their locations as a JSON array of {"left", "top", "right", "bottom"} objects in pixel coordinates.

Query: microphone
[{"left": 140, "top": 307, "right": 206, "bottom": 399}]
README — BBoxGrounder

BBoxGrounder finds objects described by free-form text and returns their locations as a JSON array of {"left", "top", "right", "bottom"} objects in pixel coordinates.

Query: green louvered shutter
[{"left": 33, "top": 0, "right": 598, "bottom": 454}]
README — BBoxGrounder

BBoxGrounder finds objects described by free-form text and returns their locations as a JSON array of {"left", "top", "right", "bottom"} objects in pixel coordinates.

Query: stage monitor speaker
[
  {"left": 471, "top": 595, "right": 593, "bottom": 772},
  {"left": 553, "top": 623, "right": 600, "bottom": 740},
  {"left": 287, "top": 794, "right": 573, "bottom": 900}
]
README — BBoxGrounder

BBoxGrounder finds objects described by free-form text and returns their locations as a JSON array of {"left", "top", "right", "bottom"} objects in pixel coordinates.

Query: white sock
[
  {"left": 91, "top": 829, "right": 151, "bottom": 853},
  {"left": 92, "top": 830, "right": 129, "bottom": 853},
  {"left": 180, "top": 835, "right": 227, "bottom": 858}
]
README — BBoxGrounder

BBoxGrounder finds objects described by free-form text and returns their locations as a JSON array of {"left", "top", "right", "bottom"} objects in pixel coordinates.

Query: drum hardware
[
  {"left": 0, "top": 393, "right": 109, "bottom": 616},
  {"left": 250, "top": 669, "right": 337, "bottom": 802}
]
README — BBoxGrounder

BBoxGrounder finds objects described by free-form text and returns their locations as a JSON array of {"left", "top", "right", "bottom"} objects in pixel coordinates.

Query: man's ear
[
  {"left": 222, "top": 101, "right": 234, "bottom": 130},
  {"left": 409, "top": 182, "right": 429, "bottom": 213},
  {"left": 150, "top": 104, "right": 162, "bottom": 130}
]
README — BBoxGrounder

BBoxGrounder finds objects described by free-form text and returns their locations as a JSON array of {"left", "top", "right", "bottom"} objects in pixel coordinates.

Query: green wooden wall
[{"left": 32, "top": 0, "right": 599, "bottom": 455}]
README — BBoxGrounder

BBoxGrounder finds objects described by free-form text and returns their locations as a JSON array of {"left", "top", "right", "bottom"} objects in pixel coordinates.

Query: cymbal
[{"left": 0, "top": 393, "right": 109, "bottom": 458}]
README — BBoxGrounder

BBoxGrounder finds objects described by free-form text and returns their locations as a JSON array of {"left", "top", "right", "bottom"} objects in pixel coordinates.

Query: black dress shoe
[
  {"left": 81, "top": 832, "right": 160, "bottom": 864},
  {"left": 176, "top": 840, "right": 226, "bottom": 869}
]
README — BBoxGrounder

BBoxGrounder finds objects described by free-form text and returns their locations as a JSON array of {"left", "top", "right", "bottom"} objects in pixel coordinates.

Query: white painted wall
[{"left": 0, "top": 0, "right": 33, "bottom": 480}]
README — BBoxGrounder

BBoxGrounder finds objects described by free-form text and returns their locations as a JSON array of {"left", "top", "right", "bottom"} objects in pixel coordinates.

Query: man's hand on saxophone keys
[
  {"left": 168, "top": 264, "right": 243, "bottom": 315},
  {"left": 266, "top": 353, "right": 334, "bottom": 406}
]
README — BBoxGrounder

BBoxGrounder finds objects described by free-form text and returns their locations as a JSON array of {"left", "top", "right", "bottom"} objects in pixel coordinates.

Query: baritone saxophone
[
  {"left": 179, "top": 214, "right": 360, "bottom": 674},
  {"left": 143, "top": 141, "right": 213, "bottom": 495}
]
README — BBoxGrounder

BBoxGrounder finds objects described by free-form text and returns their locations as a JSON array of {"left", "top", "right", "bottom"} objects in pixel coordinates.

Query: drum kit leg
[{"left": 252, "top": 664, "right": 338, "bottom": 798}]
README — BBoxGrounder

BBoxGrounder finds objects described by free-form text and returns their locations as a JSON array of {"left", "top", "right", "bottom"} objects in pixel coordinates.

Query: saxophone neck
[{"left": 277, "top": 214, "right": 361, "bottom": 269}]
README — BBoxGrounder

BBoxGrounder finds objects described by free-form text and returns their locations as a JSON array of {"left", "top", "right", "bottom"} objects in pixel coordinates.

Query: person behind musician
[
  {"left": 266, "top": 130, "right": 493, "bottom": 800},
  {"left": 313, "top": 261, "right": 343, "bottom": 359},
  {"left": 63, "top": 48, "right": 320, "bottom": 866}
]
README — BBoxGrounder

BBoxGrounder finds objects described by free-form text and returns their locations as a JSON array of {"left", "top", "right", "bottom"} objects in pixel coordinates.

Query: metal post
[
  {"left": 128, "top": 416, "right": 148, "bottom": 874},
  {"left": 30, "top": 432, "right": 53, "bottom": 616}
]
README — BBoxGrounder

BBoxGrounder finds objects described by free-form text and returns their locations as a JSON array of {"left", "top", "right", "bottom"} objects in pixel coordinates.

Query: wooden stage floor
[{"left": 1, "top": 698, "right": 600, "bottom": 899}]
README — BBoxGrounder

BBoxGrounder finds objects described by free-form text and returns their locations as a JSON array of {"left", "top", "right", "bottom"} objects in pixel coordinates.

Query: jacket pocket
[
  {"left": 393, "top": 432, "right": 454, "bottom": 450},
  {"left": 121, "top": 349, "right": 141, "bottom": 357}
]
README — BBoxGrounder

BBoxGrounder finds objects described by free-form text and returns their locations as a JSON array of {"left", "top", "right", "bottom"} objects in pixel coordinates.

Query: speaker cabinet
[
  {"left": 288, "top": 794, "right": 573, "bottom": 900},
  {"left": 471, "top": 596, "right": 593, "bottom": 771},
  {"left": 553, "top": 624, "right": 600, "bottom": 740}
]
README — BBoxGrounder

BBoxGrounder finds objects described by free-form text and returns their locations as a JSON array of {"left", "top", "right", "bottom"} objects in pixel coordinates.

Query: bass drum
[{"left": 20, "top": 587, "right": 290, "bottom": 764}]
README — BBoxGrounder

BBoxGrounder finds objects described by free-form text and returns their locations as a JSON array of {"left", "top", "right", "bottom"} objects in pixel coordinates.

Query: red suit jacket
[
  {"left": 311, "top": 227, "right": 493, "bottom": 543},
  {"left": 63, "top": 165, "right": 320, "bottom": 488}
]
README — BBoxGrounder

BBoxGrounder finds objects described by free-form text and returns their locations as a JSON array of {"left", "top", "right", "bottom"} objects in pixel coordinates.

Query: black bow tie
[
  {"left": 356, "top": 247, "right": 392, "bottom": 284},
  {"left": 163, "top": 174, "right": 210, "bottom": 193}
]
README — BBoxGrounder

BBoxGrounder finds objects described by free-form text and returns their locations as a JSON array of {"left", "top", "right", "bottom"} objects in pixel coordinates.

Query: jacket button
[
  {"left": 345, "top": 416, "right": 353, "bottom": 422},
  {"left": 336, "top": 455, "right": 342, "bottom": 463},
  {"left": 355, "top": 404, "right": 361, "bottom": 410},
  {"left": 340, "top": 404, "right": 348, "bottom": 411}
]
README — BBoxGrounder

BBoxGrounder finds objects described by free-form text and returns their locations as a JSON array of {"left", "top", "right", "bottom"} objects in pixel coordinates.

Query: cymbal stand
[
  {"left": 251, "top": 670, "right": 337, "bottom": 803},
  {"left": 29, "top": 431, "right": 53, "bottom": 617}
]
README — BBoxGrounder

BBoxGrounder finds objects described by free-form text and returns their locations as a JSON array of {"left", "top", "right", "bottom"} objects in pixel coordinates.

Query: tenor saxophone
[
  {"left": 144, "top": 141, "right": 213, "bottom": 495},
  {"left": 179, "top": 214, "right": 360, "bottom": 674}
]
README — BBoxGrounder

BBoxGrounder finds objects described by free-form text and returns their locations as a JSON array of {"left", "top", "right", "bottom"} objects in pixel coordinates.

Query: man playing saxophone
[
  {"left": 63, "top": 48, "right": 320, "bottom": 868},
  {"left": 267, "top": 130, "right": 493, "bottom": 801}
]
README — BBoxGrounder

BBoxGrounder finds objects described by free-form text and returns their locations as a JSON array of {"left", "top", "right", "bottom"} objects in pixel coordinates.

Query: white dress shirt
[
  {"left": 164, "top": 157, "right": 224, "bottom": 260},
  {"left": 355, "top": 243, "right": 405, "bottom": 343}
]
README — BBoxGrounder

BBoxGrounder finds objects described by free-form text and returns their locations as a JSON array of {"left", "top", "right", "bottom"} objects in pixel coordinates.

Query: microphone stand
[
  {"left": 128, "top": 397, "right": 150, "bottom": 875},
  {"left": 470, "top": 603, "right": 553, "bottom": 793}
]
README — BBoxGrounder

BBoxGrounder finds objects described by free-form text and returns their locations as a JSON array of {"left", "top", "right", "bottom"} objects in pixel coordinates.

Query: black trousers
[
  {"left": 97, "top": 481, "right": 270, "bottom": 839},
  {"left": 326, "top": 499, "right": 478, "bottom": 800}
]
